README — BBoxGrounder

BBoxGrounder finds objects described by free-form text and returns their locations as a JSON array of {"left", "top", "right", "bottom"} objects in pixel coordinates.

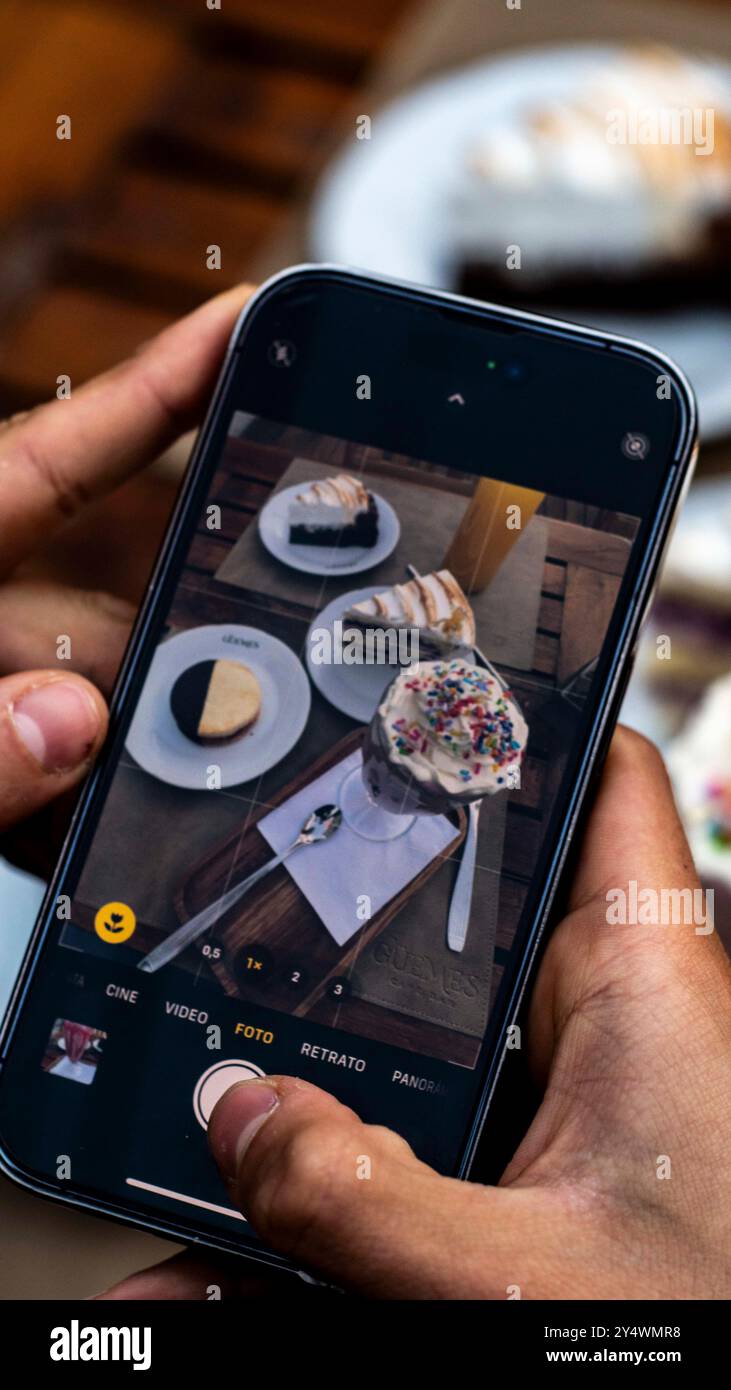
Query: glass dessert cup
[
  {"left": 340, "top": 720, "right": 420, "bottom": 841},
  {"left": 62, "top": 1022, "right": 94, "bottom": 1064},
  {"left": 342, "top": 710, "right": 483, "bottom": 841}
]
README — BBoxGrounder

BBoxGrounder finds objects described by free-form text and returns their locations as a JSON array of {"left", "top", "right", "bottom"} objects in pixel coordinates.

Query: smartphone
[{"left": 0, "top": 267, "right": 696, "bottom": 1277}]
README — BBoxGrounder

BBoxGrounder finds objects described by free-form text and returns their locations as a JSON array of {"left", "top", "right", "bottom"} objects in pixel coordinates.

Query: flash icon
[{"left": 268, "top": 339, "right": 296, "bottom": 368}]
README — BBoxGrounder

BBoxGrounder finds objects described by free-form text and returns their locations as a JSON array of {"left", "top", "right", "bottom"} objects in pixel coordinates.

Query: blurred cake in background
[
  {"left": 451, "top": 45, "right": 731, "bottom": 310},
  {"left": 668, "top": 673, "right": 731, "bottom": 953}
]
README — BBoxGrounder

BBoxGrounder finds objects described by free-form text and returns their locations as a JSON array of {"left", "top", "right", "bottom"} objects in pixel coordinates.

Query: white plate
[
  {"left": 258, "top": 484, "right": 400, "bottom": 576},
  {"left": 310, "top": 43, "right": 731, "bottom": 440},
  {"left": 306, "top": 586, "right": 407, "bottom": 722},
  {"left": 126, "top": 624, "right": 311, "bottom": 790}
]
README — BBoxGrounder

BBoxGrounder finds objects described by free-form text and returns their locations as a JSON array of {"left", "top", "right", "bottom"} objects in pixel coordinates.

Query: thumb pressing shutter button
[{"left": 193, "top": 1060, "right": 265, "bottom": 1129}]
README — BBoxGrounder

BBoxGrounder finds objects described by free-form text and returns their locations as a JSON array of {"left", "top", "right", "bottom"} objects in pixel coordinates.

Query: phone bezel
[{"left": 0, "top": 265, "right": 698, "bottom": 1273}]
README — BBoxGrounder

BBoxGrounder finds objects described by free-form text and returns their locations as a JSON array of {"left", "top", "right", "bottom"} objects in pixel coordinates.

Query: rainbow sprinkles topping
[{"left": 383, "top": 659, "right": 527, "bottom": 795}]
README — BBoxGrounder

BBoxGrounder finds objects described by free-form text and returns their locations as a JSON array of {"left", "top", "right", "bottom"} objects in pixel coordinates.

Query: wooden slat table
[{"left": 0, "top": 0, "right": 411, "bottom": 411}]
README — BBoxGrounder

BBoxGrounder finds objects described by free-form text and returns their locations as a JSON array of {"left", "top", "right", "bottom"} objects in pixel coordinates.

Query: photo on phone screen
[{"left": 72, "top": 408, "right": 640, "bottom": 1064}]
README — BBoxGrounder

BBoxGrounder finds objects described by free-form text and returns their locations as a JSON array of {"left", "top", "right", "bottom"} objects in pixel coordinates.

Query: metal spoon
[{"left": 137, "top": 804, "right": 342, "bottom": 974}]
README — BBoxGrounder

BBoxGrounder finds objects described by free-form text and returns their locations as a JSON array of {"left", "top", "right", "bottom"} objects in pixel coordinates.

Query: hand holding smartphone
[{"left": 0, "top": 268, "right": 699, "bottom": 1280}]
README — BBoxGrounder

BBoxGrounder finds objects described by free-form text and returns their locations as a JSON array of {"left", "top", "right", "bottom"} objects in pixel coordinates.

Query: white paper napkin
[
  {"left": 50, "top": 1057, "right": 95, "bottom": 1085},
  {"left": 257, "top": 750, "right": 457, "bottom": 947}
]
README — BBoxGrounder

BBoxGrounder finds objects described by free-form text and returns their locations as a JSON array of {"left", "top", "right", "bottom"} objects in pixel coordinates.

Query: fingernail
[
  {"left": 10, "top": 681, "right": 100, "bottom": 772},
  {"left": 209, "top": 1079, "right": 279, "bottom": 1180}
]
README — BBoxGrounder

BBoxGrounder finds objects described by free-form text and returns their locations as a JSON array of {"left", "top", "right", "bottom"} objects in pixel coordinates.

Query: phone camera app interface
[{"left": 2, "top": 406, "right": 642, "bottom": 1243}]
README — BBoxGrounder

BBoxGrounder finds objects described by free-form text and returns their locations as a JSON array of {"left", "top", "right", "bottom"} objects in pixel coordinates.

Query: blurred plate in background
[{"left": 311, "top": 44, "right": 731, "bottom": 439}]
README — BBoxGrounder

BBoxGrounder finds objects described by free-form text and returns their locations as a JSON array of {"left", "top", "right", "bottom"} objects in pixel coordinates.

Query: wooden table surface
[{"left": 0, "top": 0, "right": 412, "bottom": 411}]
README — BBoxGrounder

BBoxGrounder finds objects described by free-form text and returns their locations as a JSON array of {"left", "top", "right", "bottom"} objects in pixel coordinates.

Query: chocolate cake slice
[
  {"left": 288, "top": 473, "right": 379, "bottom": 548},
  {"left": 343, "top": 570, "right": 476, "bottom": 658}
]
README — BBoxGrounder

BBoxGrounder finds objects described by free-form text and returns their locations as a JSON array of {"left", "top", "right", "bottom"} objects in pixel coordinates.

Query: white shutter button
[{"left": 193, "top": 1059, "right": 265, "bottom": 1129}]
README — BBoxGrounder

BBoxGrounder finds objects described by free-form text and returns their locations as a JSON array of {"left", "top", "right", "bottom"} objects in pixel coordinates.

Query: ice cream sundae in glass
[{"left": 341, "top": 658, "right": 528, "bottom": 840}]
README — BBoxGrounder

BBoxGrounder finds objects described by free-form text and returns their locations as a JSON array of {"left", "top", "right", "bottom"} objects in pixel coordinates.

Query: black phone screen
[{"left": 0, "top": 270, "right": 693, "bottom": 1263}]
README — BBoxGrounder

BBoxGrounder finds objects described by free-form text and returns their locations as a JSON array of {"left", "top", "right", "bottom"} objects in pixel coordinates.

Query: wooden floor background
[{"left": 0, "top": 0, "right": 412, "bottom": 415}]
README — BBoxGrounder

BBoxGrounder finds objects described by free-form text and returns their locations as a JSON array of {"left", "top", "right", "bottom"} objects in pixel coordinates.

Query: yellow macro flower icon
[{"left": 94, "top": 902, "right": 136, "bottom": 945}]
